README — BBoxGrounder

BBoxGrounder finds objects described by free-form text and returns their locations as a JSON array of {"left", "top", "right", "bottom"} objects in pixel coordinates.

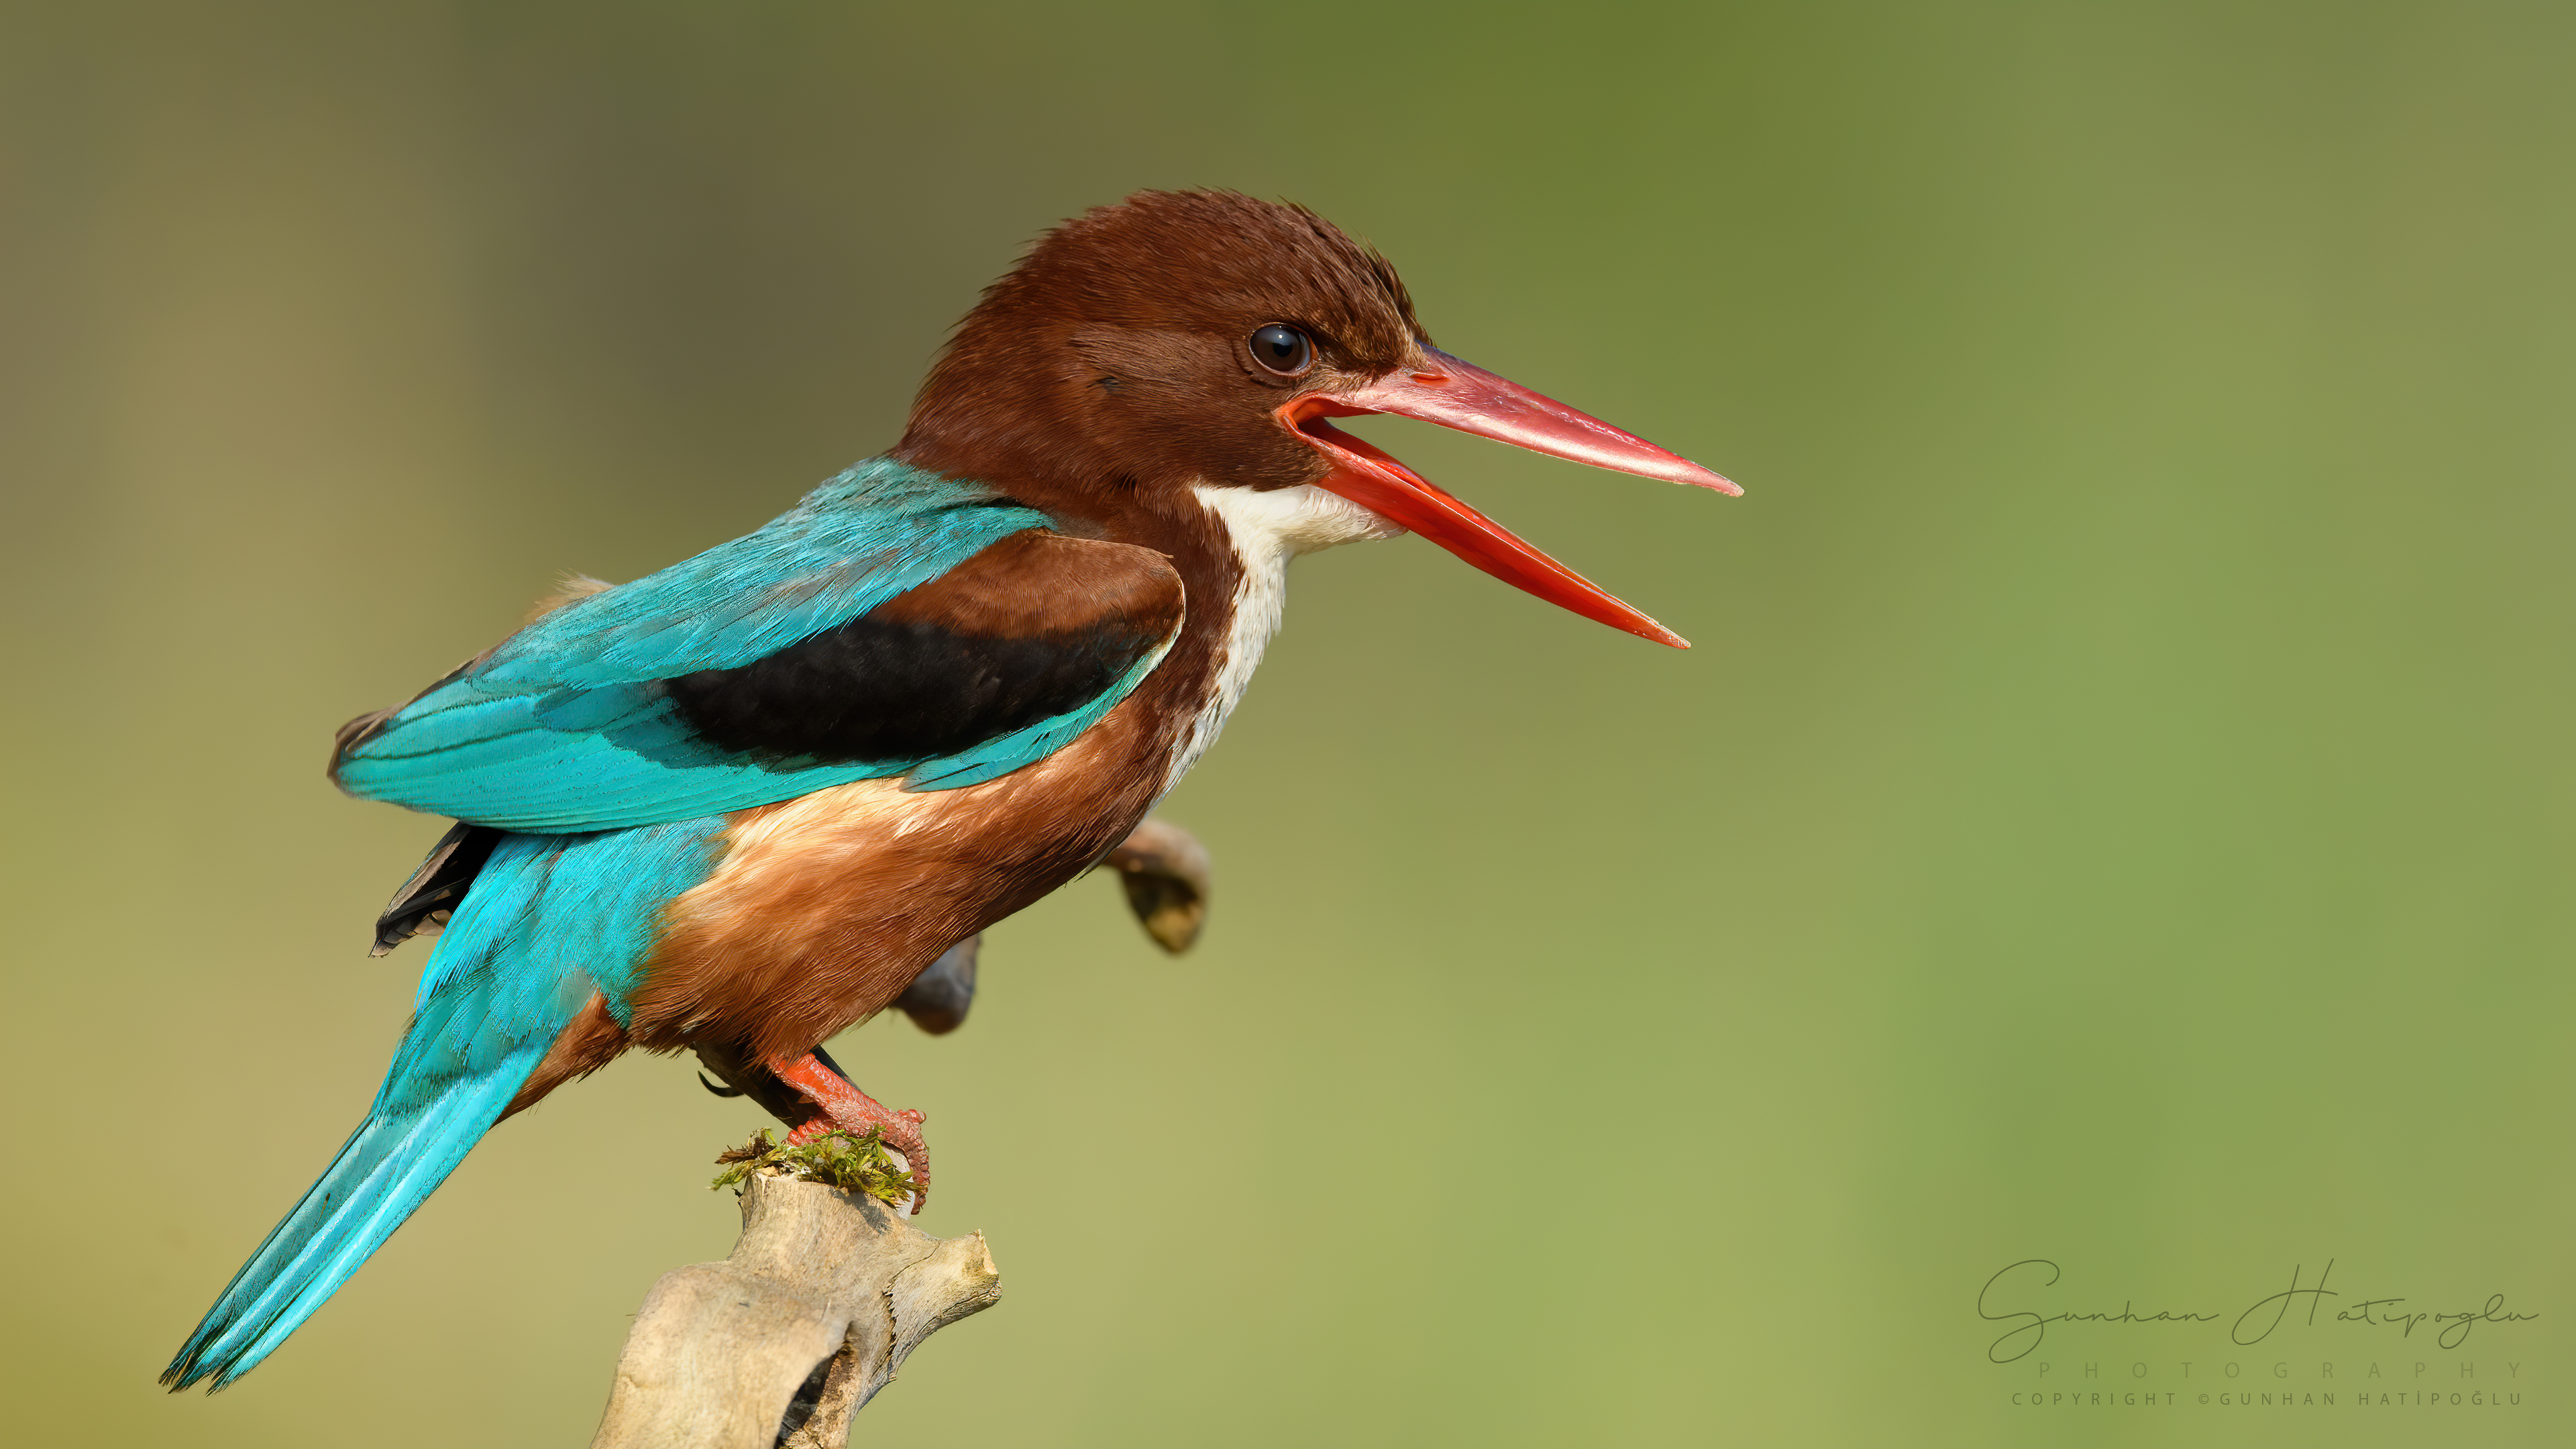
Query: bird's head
[{"left": 897, "top": 190, "right": 1735, "bottom": 647}]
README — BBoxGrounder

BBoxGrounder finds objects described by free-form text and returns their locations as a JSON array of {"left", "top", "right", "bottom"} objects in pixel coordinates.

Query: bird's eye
[{"left": 1248, "top": 323, "right": 1313, "bottom": 378}]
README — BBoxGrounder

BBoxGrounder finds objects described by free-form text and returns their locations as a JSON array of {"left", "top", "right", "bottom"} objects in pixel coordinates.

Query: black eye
[{"left": 1248, "top": 323, "right": 1313, "bottom": 377}]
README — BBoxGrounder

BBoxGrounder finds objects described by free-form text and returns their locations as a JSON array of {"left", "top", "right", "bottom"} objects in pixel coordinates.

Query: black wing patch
[{"left": 661, "top": 531, "right": 1183, "bottom": 765}]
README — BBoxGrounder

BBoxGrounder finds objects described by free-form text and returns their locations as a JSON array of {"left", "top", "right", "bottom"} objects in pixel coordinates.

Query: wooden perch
[
  {"left": 591, "top": 1171, "right": 1001, "bottom": 1448},
  {"left": 1103, "top": 816, "right": 1212, "bottom": 954}
]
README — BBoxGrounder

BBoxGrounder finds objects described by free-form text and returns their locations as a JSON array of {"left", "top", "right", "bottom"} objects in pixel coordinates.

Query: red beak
[{"left": 1283, "top": 347, "right": 1737, "bottom": 648}]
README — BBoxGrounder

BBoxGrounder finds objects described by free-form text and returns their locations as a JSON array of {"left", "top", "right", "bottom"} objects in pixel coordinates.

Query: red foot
[{"left": 767, "top": 1052, "right": 930, "bottom": 1214}]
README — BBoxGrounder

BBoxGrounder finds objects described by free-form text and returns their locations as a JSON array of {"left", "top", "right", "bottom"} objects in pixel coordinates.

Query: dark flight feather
[
  {"left": 370, "top": 822, "right": 502, "bottom": 956},
  {"left": 665, "top": 531, "right": 1182, "bottom": 765}
]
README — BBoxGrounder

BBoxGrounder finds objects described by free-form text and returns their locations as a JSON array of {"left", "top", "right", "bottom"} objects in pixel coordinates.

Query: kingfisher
[{"left": 164, "top": 190, "right": 1736, "bottom": 1391}]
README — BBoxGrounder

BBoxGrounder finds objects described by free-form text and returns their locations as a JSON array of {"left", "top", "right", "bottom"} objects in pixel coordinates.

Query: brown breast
[{"left": 623, "top": 498, "right": 1245, "bottom": 1063}]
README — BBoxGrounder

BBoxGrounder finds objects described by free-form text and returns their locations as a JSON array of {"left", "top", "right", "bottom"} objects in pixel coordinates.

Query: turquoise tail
[
  {"left": 163, "top": 820, "right": 721, "bottom": 1391},
  {"left": 158, "top": 1057, "right": 544, "bottom": 1390}
]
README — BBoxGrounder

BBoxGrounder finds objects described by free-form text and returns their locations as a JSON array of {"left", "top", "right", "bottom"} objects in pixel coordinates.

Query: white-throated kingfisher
[{"left": 165, "top": 190, "right": 1735, "bottom": 1391}]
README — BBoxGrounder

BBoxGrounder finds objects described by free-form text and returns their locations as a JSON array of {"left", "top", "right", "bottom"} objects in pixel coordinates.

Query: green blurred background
[{"left": 4, "top": 3, "right": 2571, "bottom": 1445}]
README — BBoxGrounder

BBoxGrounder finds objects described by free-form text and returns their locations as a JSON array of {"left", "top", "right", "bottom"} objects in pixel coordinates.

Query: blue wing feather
[{"left": 332, "top": 460, "right": 1174, "bottom": 831}]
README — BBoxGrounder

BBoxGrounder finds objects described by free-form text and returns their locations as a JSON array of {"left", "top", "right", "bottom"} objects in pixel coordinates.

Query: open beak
[{"left": 1282, "top": 347, "right": 1737, "bottom": 648}]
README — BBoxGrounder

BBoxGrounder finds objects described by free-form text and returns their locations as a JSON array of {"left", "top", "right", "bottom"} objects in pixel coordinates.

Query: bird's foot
[{"left": 766, "top": 1051, "right": 930, "bottom": 1213}]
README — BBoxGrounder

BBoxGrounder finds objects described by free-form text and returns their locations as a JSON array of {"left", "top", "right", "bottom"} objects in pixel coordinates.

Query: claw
[{"left": 767, "top": 1051, "right": 931, "bottom": 1213}]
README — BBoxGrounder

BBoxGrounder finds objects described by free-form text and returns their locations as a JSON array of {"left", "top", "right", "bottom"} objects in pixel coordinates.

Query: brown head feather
[{"left": 895, "top": 190, "right": 1430, "bottom": 504}]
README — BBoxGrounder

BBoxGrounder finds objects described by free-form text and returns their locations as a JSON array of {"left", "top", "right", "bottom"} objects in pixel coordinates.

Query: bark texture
[{"left": 592, "top": 1172, "right": 1000, "bottom": 1449}]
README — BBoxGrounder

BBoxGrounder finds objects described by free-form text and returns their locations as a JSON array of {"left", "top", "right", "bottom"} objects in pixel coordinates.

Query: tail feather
[
  {"left": 161, "top": 1058, "right": 540, "bottom": 1391},
  {"left": 166, "top": 820, "right": 721, "bottom": 1392}
]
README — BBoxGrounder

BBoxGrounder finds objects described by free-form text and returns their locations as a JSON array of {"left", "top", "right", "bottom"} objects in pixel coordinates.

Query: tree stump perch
[{"left": 591, "top": 1172, "right": 1001, "bottom": 1448}]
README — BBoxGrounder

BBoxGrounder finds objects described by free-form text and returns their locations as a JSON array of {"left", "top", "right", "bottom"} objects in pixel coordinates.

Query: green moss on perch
[{"left": 710, "top": 1127, "right": 917, "bottom": 1206}]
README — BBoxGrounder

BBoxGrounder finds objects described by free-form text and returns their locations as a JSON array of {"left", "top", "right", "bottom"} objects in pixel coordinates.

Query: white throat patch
[{"left": 1163, "top": 483, "right": 1404, "bottom": 791}]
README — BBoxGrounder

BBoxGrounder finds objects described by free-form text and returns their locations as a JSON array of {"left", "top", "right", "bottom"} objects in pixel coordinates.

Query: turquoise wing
[{"left": 329, "top": 460, "right": 1177, "bottom": 831}]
